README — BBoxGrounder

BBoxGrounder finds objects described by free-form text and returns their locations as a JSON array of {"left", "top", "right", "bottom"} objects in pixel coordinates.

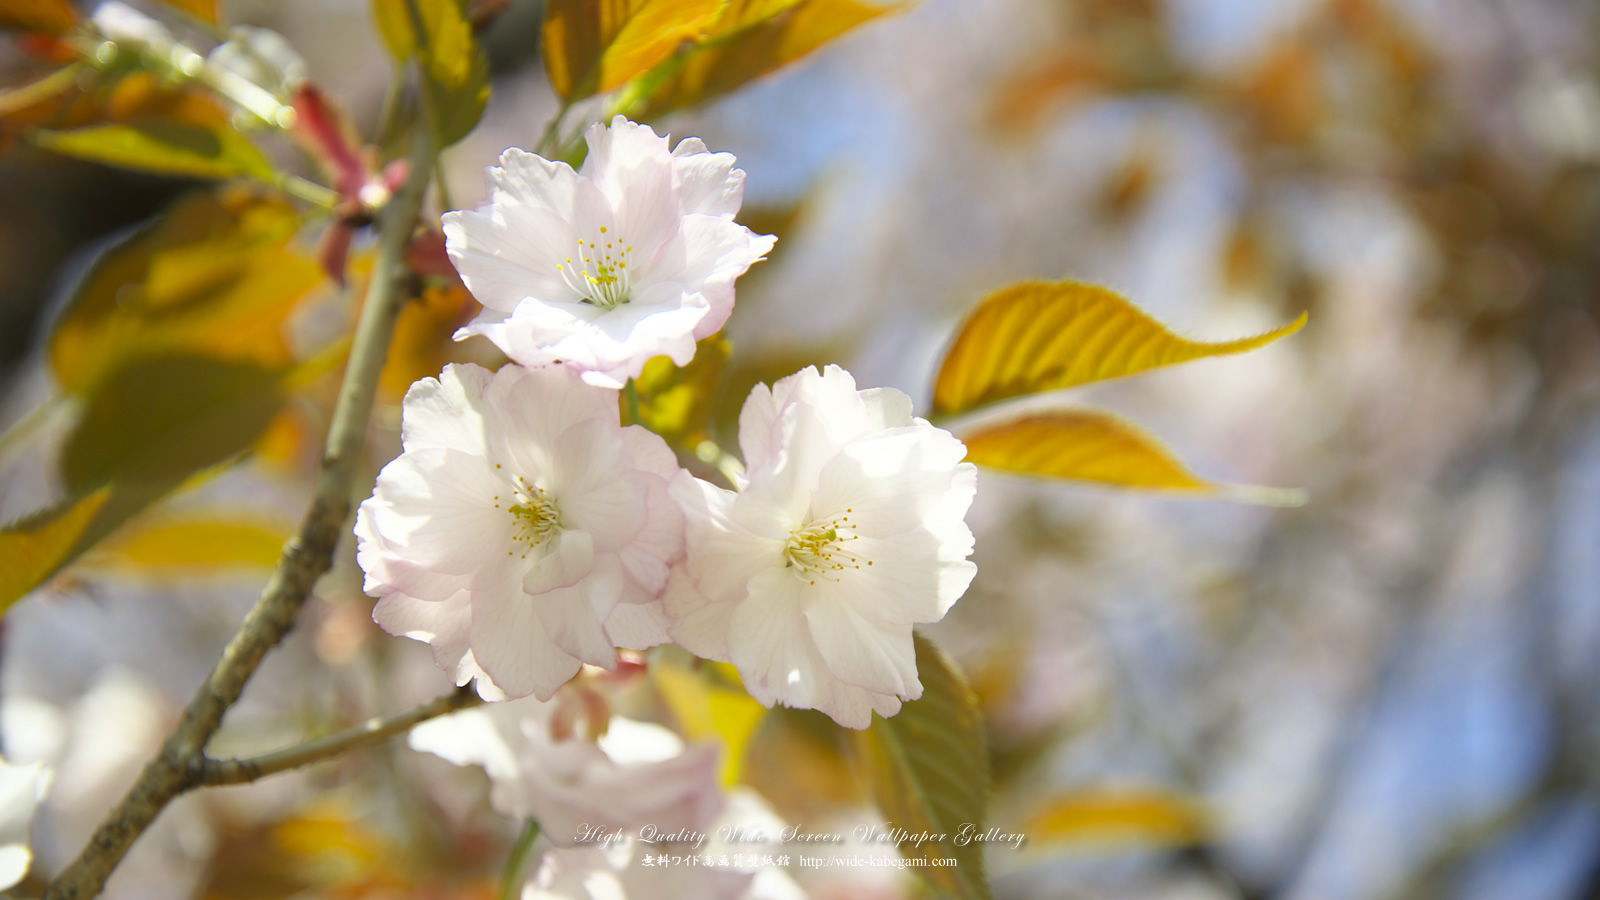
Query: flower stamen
[
  {"left": 556, "top": 229, "right": 636, "bottom": 310},
  {"left": 507, "top": 475, "right": 562, "bottom": 559},
  {"left": 785, "top": 508, "right": 866, "bottom": 584}
]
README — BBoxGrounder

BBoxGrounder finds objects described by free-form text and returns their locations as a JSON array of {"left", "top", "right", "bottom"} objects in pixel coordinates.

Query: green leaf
[
  {"left": 34, "top": 121, "right": 277, "bottom": 181},
  {"left": 61, "top": 354, "right": 286, "bottom": 494},
  {"left": 852, "top": 634, "right": 992, "bottom": 900},
  {"left": 962, "top": 410, "right": 1305, "bottom": 505},
  {"left": 48, "top": 188, "right": 322, "bottom": 395},
  {"left": 372, "top": 0, "right": 490, "bottom": 147},
  {"left": 933, "top": 280, "right": 1306, "bottom": 416},
  {"left": 541, "top": 0, "right": 725, "bottom": 101},
  {"left": 640, "top": 0, "right": 902, "bottom": 116}
]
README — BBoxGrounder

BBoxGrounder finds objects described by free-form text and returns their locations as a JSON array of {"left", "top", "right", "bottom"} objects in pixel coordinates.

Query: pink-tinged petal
[
  {"left": 368, "top": 448, "right": 510, "bottom": 576},
  {"left": 859, "top": 386, "right": 914, "bottom": 429},
  {"left": 670, "top": 472, "right": 777, "bottom": 598},
  {"left": 355, "top": 501, "right": 470, "bottom": 600},
  {"left": 522, "top": 529, "right": 595, "bottom": 596},
  {"left": 670, "top": 139, "right": 744, "bottom": 218},
  {"left": 371, "top": 589, "right": 470, "bottom": 647},
  {"left": 487, "top": 147, "right": 579, "bottom": 216},
  {"left": 810, "top": 425, "right": 970, "bottom": 538},
  {"left": 584, "top": 117, "right": 682, "bottom": 264},
  {"left": 801, "top": 580, "right": 920, "bottom": 697},
  {"left": 533, "top": 576, "right": 619, "bottom": 667},
  {"left": 484, "top": 364, "right": 617, "bottom": 465},
  {"left": 726, "top": 571, "right": 816, "bottom": 709},
  {"left": 399, "top": 362, "right": 493, "bottom": 455},
  {"left": 604, "top": 598, "right": 671, "bottom": 650},
  {"left": 663, "top": 568, "right": 731, "bottom": 661},
  {"left": 442, "top": 205, "right": 580, "bottom": 312},
  {"left": 469, "top": 584, "right": 583, "bottom": 700}
]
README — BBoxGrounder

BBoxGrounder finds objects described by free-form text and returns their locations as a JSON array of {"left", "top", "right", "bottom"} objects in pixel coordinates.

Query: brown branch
[
  {"left": 42, "top": 128, "right": 436, "bottom": 900},
  {"left": 199, "top": 686, "right": 484, "bottom": 787}
]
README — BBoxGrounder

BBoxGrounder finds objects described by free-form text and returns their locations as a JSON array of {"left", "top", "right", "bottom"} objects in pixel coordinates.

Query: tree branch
[
  {"left": 42, "top": 127, "right": 436, "bottom": 900},
  {"left": 198, "top": 686, "right": 484, "bottom": 787}
]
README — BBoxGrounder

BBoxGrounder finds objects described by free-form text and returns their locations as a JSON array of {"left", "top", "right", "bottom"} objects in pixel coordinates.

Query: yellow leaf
[
  {"left": 85, "top": 515, "right": 289, "bottom": 574},
  {"left": 0, "top": 0, "right": 78, "bottom": 33},
  {"left": 542, "top": 0, "right": 725, "bottom": 101},
  {"left": 155, "top": 0, "right": 218, "bottom": 24},
  {"left": 371, "top": 0, "right": 489, "bottom": 146},
  {"left": 1017, "top": 788, "right": 1210, "bottom": 848},
  {"left": 0, "top": 490, "right": 110, "bottom": 613},
  {"left": 643, "top": 0, "right": 900, "bottom": 115},
  {"left": 49, "top": 188, "right": 323, "bottom": 395},
  {"left": 963, "top": 410, "right": 1305, "bottom": 505},
  {"left": 34, "top": 121, "right": 276, "bottom": 181},
  {"left": 654, "top": 662, "right": 766, "bottom": 787},
  {"left": 933, "top": 280, "right": 1305, "bottom": 416}
]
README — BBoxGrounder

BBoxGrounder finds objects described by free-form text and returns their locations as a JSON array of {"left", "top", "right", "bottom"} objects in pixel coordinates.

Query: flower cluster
[{"left": 356, "top": 117, "right": 978, "bottom": 728}]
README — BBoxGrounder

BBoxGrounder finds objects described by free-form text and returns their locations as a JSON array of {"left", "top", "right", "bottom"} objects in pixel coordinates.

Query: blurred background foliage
[{"left": 1, "top": 0, "right": 1599, "bottom": 898}]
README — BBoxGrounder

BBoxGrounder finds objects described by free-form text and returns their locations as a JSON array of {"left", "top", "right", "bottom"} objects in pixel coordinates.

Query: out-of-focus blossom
[
  {"left": 443, "top": 116, "right": 776, "bottom": 388},
  {"left": 207, "top": 26, "right": 308, "bottom": 101},
  {"left": 89, "top": 1, "right": 172, "bottom": 49},
  {"left": 665, "top": 365, "right": 978, "bottom": 728},
  {"left": 409, "top": 696, "right": 721, "bottom": 847},
  {"left": 356, "top": 363, "right": 682, "bottom": 700},
  {"left": 0, "top": 756, "right": 49, "bottom": 890},
  {"left": 520, "top": 788, "right": 806, "bottom": 900}
]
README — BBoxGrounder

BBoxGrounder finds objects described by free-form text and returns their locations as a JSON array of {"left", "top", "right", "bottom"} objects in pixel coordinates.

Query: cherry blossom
[
  {"left": 355, "top": 363, "right": 681, "bottom": 700},
  {"left": 665, "top": 365, "right": 978, "bottom": 728},
  {"left": 443, "top": 116, "right": 775, "bottom": 388}
]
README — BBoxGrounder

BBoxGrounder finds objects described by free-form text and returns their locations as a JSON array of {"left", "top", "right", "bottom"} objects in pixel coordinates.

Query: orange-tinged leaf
[
  {"left": 0, "top": 0, "right": 78, "bottom": 33},
  {"left": 933, "top": 280, "right": 1305, "bottom": 416},
  {"left": 155, "top": 0, "right": 218, "bottom": 24},
  {"left": 0, "top": 490, "right": 111, "bottom": 613},
  {"left": 654, "top": 662, "right": 766, "bottom": 787},
  {"left": 963, "top": 410, "right": 1305, "bottom": 505},
  {"left": 642, "top": 0, "right": 899, "bottom": 115},
  {"left": 85, "top": 515, "right": 289, "bottom": 574},
  {"left": 1017, "top": 788, "right": 1210, "bottom": 847},
  {"left": 380, "top": 284, "right": 477, "bottom": 403},
  {"left": 49, "top": 188, "right": 323, "bottom": 395},
  {"left": 542, "top": 0, "right": 725, "bottom": 101}
]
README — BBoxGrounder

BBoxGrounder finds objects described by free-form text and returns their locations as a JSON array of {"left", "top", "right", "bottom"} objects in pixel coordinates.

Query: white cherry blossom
[
  {"left": 443, "top": 116, "right": 775, "bottom": 389},
  {"left": 0, "top": 755, "right": 48, "bottom": 890},
  {"left": 355, "top": 363, "right": 682, "bottom": 700},
  {"left": 408, "top": 695, "right": 722, "bottom": 846},
  {"left": 665, "top": 365, "right": 977, "bottom": 728}
]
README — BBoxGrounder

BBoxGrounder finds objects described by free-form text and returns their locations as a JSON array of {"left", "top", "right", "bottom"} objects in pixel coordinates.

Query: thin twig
[
  {"left": 41, "top": 126, "right": 436, "bottom": 900},
  {"left": 199, "top": 686, "right": 483, "bottom": 786}
]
